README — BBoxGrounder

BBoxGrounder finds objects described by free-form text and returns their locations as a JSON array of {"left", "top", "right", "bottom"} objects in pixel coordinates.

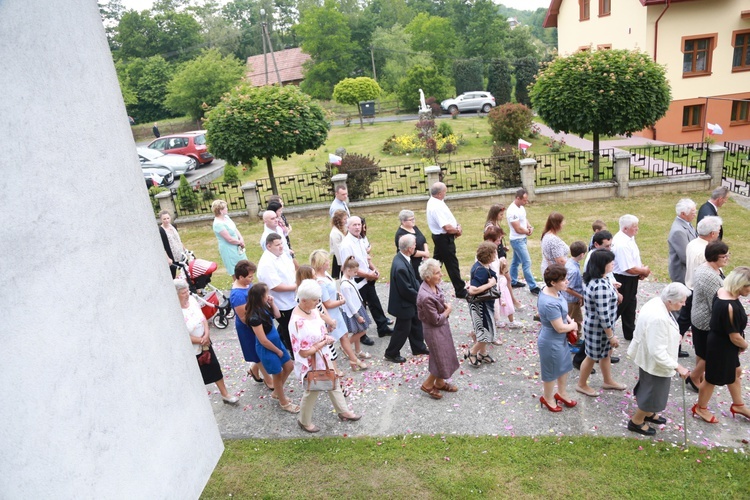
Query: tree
[
  {"left": 530, "top": 49, "right": 671, "bottom": 179},
  {"left": 204, "top": 84, "right": 329, "bottom": 194},
  {"left": 165, "top": 49, "right": 245, "bottom": 120},
  {"left": 333, "top": 77, "right": 382, "bottom": 128},
  {"left": 405, "top": 13, "right": 457, "bottom": 71},
  {"left": 396, "top": 65, "right": 452, "bottom": 111},
  {"left": 487, "top": 57, "right": 512, "bottom": 104},
  {"left": 487, "top": 103, "right": 533, "bottom": 145},
  {"left": 296, "top": 0, "right": 356, "bottom": 99},
  {"left": 122, "top": 55, "right": 175, "bottom": 122},
  {"left": 506, "top": 26, "right": 540, "bottom": 61},
  {"left": 514, "top": 56, "right": 538, "bottom": 107},
  {"left": 453, "top": 0, "right": 509, "bottom": 59},
  {"left": 370, "top": 25, "right": 427, "bottom": 93},
  {"left": 114, "top": 9, "right": 203, "bottom": 62},
  {"left": 452, "top": 59, "right": 484, "bottom": 96}
]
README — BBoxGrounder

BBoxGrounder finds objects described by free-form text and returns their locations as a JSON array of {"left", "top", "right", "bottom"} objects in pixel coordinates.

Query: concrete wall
[{"left": 0, "top": 1, "right": 224, "bottom": 497}]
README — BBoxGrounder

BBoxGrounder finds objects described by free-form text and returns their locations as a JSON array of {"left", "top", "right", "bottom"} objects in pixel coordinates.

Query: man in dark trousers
[
  {"left": 384, "top": 234, "right": 429, "bottom": 363},
  {"left": 697, "top": 186, "right": 728, "bottom": 240},
  {"left": 152, "top": 122, "right": 160, "bottom": 138},
  {"left": 426, "top": 182, "right": 466, "bottom": 298}
]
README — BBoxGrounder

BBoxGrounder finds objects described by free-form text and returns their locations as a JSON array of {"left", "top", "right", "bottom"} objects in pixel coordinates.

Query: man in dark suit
[
  {"left": 384, "top": 234, "right": 429, "bottom": 363},
  {"left": 697, "top": 186, "right": 728, "bottom": 240}
]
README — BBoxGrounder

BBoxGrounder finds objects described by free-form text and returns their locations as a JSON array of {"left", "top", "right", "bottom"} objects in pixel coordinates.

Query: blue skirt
[{"left": 255, "top": 325, "right": 291, "bottom": 375}]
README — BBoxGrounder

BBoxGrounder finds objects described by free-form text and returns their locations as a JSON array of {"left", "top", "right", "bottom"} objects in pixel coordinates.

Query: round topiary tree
[
  {"left": 204, "top": 84, "right": 330, "bottom": 194},
  {"left": 530, "top": 48, "right": 671, "bottom": 180},
  {"left": 332, "top": 77, "right": 382, "bottom": 129}
]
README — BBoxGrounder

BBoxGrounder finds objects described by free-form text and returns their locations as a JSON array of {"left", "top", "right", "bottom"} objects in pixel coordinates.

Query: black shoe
[
  {"left": 644, "top": 413, "right": 667, "bottom": 425},
  {"left": 412, "top": 349, "right": 430, "bottom": 356},
  {"left": 533, "top": 314, "right": 541, "bottom": 322},
  {"left": 573, "top": 361, "right": 596, "bottom": 374},
  {"left": 378, "top": 328, "right": 393, "bottom": 337},
  {"left": 678, "top": 347, "right": 690, "bottom": 358},
  {"left": 511, "top": 282, "right": 526, "bottom": 288},
  {"left": 627, "top": 420, "right": 656, "bottom": 436},
  {"left": 685, "top": 376, "right": 700, "bottom": 392},
  {"left": 530, "top": 287, "right": 541, "bottom": 296},
  {"left": 360, "top": 335, "right": 375, "bottom": 346},
  {"left": 386, "top": 318, "right": 394, "bottom": 325},
  {"left": 610, "top": 355, "right": 620, "bottom": 364},
  {"left": 384, "top": 354, "right": 406, "bottom": 363}
]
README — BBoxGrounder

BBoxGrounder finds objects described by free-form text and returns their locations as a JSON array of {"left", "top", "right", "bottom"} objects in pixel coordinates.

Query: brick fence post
[
  {"left": 707, "top": 144, "right": 727, "bottom": 188},
  {"left": 155, "top": 190, "right": 176, "bottom": 218},
  {"left": 425, "top": 165, "right": 441, "bottom": 191},
  {"left": 331, "top": 173, "right": 348, "bottom": 197},
  {"left": 241, "top": 181, "right": 260, "bottom": 218},
  {"left": 519, "top": 158, "right": 537, "bottom": 201},
  {"left": 614, "top": 151, "right": 631, "bottom": 198}
]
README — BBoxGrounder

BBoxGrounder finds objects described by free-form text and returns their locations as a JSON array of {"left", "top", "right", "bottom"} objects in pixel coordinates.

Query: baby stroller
[{"left": 175, "top": 251, "right": 234, "bottom": 329}]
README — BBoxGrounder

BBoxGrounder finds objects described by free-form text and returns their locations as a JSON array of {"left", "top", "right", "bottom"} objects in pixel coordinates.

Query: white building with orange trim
[{"left": 543, "top": 0, "right": 750, "bottom": 143}]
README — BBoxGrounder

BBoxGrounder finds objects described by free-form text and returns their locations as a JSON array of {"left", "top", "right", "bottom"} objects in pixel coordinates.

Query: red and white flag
[
  {"left": 518, "top": 138, "right": 532, "bottom": 151},
  {"left": 706, "top": 123, "right": 723, "bottom": 135},
  {"left": 328, "top": 153, "right": 342, "bottom": 165}
]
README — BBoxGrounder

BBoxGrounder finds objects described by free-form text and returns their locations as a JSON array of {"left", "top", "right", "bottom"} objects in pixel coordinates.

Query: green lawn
[
  {"left": 179, "top": 189, "right": 748, "bottom": 291},
  {"left": 202, "top": 435, "right": 750, "bottom": 498}
]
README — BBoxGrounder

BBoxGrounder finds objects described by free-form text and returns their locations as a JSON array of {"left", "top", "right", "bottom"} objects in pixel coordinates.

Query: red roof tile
[{"left": 246, "top": 47, "right": 311, "bottom": 86}]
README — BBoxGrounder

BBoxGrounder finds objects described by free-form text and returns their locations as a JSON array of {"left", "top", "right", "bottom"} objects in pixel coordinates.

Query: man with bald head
[
  {"left": 259, "top": 210, "right": 293, "bottom": 257},
  {"left": 339, "top": 215, "right": 392, "bottom": 343},
  {"left": 426, "top": 182, "right": 466, "bottom": 298}
]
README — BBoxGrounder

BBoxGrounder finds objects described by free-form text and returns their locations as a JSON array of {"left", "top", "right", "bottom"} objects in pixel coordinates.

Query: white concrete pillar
[{"left": 0, "top": 1, "right": 224, "bottom": 497}]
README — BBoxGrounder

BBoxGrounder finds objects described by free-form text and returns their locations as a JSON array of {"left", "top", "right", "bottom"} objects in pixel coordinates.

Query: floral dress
[{"left": 290, "top": 309, "right": 331, "bottom": 383}]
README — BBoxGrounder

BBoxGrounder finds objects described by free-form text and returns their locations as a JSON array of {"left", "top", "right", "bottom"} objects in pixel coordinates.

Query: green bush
[
  {"left": 176, "top": 174, "right": 200, "bottom": 211},
  {"left": 514, "top": 56, "right": 539, "bottom": 107},
  {"left": 452, "top": 59, "right": 484, "bottom": 96},
  {"left": 223, "top": 163, "right": 240, "bottom": 184},
  {"left": 321, "top": 153, "right": 380, "bottom": 202},
  {"left": 487, "top": 57, "right": 512, "bottom": 105},
  {"left": 437, "top": 122, "right": 453, "bottom": 138},
  {"left": 489, "top": 143, "right": 521, "bottom": 189},
  {"left": 488, "top": 103, "right": 533, "bottom": 145},
  {"left": 396, "top": 65, "right": 452, "bottom": 111}
]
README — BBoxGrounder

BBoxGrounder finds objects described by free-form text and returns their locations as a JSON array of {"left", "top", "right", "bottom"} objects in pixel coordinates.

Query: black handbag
[{"left": 466, "top": 287, "right": 501, "bottom": 304}]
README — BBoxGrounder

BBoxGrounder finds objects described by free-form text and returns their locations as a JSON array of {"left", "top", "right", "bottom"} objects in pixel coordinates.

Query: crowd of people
[{"left": 165, "top": 183, "right": 749, "bottom": 436}]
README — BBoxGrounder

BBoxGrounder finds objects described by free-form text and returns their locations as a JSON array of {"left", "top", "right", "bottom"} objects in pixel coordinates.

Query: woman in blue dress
[
  {"left": 211, "top": 199, "right": 247, "bottom": 278},
  {"left": 246, "top": 283, "right": 299, "bottom": 414},
  {"left": 537, "top": 264, "right": 579, "bottom": 412}
]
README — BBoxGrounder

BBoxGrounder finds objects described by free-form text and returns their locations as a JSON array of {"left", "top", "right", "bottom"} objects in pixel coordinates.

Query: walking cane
[{"left": 681, "top": 373, "right": 689, "bottom": 448}]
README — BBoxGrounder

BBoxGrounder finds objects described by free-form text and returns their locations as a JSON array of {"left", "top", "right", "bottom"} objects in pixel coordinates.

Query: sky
[{"left": 120, "top": 0, "right": 551, "bottom": 13}]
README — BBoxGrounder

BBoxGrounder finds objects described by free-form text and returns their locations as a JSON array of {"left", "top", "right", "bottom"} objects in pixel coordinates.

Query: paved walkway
[{"left": 206, "top": 280, "right": 750, "bottom": 449}]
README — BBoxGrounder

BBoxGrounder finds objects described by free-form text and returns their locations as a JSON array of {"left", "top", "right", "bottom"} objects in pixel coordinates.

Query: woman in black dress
[
  {"left": 693, "top": 267, "right": 750, "bottom": 423},
  {"left": 394, "top": 209, "right": 430, "bottom": 280}
]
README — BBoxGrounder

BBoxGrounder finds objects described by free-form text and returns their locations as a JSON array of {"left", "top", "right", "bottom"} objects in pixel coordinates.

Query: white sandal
[{"left": 356, "top": 350, "right": 371, "bottom": 359}]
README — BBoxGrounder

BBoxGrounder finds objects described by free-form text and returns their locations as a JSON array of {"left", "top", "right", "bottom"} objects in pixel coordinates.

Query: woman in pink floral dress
[{"left": 290, "top": 279, "right": 361, "bottom": 433}]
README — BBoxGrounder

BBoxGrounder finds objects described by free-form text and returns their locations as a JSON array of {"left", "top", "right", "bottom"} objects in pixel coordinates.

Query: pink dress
[{"left": 495, "top": 274, "right": 515, "bottom": 317}]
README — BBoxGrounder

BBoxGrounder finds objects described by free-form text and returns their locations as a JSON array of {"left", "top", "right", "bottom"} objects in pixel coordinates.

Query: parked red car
[{"left": 147, "top": 130, "right": 214, "bottom": 166}]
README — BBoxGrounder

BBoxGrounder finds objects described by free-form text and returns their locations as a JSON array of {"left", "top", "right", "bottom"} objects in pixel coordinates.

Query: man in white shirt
[
  {"left": 612, "top": 214, "right": 650, "bottom": 341},
  {"left": 339, "top": 216, "right": 392, "bottom": 342},
  {"left": 259, "top": 211, "right": 293, "bottom": 258},
  {"left": 426, "top": 182, "right": 466, "bottom": 298},
  {"left": 329, "top": 185, "right": 351, "bottom": 218},
  {"left": 256, "top": 233, "right": 298, "bottom": 354},
  {"left": 506, "top": 188, "right": 540, "bottom": 295}
]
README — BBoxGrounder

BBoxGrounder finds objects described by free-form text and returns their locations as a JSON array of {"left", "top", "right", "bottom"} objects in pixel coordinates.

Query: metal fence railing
[
  {"left": 722, "top": 141, "right": 750, "bottom": 196},
  {"left": 532, "top": 149, "right": 615, "bottom": 186},
  {"left": 170, "top": 182, "right": 245, "bottom": 218},
  {"left": 255, "top": 171, "right": 332, "bottom": 208},
  {"left": 628, "top": 143, "right": 707, "bottom": 180}
]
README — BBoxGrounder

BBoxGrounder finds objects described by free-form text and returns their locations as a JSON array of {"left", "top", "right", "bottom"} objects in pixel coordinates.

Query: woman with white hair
[
  {"left": 394, "top": 209, "right": 430, "bottom": 279},
  {"left": 693, "top": 267, "right": 750, "bottom": 423},
  {"left": 291, "top": 279, "right": 360, "bottom": 432},
  {"left": 174, "top": 279, "right": 239, "bottom": 405},
  {"left": 626, "top": 283, "right": 691, "bottom": 435}
]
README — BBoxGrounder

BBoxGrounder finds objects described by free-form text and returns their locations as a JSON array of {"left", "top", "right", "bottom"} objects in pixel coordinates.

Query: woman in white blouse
[{"left": 329, "top": 209, "right": 348, "bottom": 279}]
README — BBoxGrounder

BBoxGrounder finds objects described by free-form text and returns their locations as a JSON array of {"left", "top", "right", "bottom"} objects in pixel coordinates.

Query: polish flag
[
  {"left": 328, "top": 153, "right": 342, "bottom": 165},
  {"left": 707, "top": 123, "right": 723, "bottom": 135},
  {"left": 518, "top": 138, "right": 532, "bottom": 150}
]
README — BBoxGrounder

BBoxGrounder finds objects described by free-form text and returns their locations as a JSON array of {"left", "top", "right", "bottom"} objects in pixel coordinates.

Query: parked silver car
[
  {"left": 441, "top": 92, "right": 496, "bottom": 114},
  {"left": 137, "top": 147, "right": 196, "bottom": 177},
  {"left": 142, "top": 164, "right": 174, "bottom": 188}
]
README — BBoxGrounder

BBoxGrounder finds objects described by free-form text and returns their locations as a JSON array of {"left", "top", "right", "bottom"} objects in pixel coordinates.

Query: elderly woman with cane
[{"left": 626, "top": 283, "right": 691, "bottom": 435}]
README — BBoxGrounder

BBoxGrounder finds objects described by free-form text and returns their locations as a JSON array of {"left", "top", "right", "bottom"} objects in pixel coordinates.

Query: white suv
[{"left": 441, "top": 92, "right": 496, "bottom": 114}]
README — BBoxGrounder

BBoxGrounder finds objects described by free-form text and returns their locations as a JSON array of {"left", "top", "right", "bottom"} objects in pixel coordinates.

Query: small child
[
  {"left": 339, "top": 256, "right": 372, "bottom": 370},
  {"left": 590, "top": 220, "right": 607, "bottom": 250},
  {"left": 562, "top": 241, "right": 587, "bottom": 344},
  {"left": 494, "top": 258, "right": 521, "bottom": 329}
]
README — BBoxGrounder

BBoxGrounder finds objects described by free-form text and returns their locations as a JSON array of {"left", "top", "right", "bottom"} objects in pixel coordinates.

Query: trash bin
[{"left": 360, "top": 101, "right": 375, "bottom": 117}]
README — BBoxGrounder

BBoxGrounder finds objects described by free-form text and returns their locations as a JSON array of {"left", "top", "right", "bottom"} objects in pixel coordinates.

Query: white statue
[{"left": 419, "top": 88, "right": 429, "bottom": 113}]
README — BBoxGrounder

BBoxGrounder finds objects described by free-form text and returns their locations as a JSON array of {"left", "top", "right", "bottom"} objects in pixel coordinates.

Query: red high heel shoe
[
  {"left": 540, "top": 396, "right": 562, "bottom": 412},
  {"left": 730, "top": 403, "right": 750, "bottom": 421},
  {"left": 691, "top": 404, "right": 718, "bottom": 424},
  {"left": 554, "top": 393, "right": 577, "bottom": 408}
]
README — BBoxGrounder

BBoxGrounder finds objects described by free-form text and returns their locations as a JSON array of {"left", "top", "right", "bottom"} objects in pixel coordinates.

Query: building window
[
  {"left": 599, "top": 0, "right": 611, "bottom": 16},
  {"left": 580, "top": 0, "right": 590, "bottom": 21},
  {"left": 597, "top": 44, "right": 612, "bottom": 50},
  {"left": 682, "top": 35, "right": 716, "bottom": 77},
  {"left": 682, "top": 104, "right": 703, "bottom": 130},
  {"left": 731, "top": 100, "right": 749, "bottom": 125},
  {"left": 732, "top": 30, "right": 750, "bottom": 72},
  {"left": 578, "top": 46, "right": 591, "bottom": 52}
]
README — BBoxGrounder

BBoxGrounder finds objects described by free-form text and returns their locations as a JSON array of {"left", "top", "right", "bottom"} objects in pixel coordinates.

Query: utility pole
[
  {"left": 260, "top": 9, "right": 282, "bottom": 86},
  {"left": 260, "top": 9, "right": 268, "bottom": 85},
  {"left": 370, "top": 45, "right": 377, "bottom": 81}
]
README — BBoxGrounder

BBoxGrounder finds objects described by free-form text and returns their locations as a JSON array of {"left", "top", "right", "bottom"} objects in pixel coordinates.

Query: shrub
[
  {"left": 425, "top": 96, "right": 442, "bottom": 117},
  {"left": 176, "top": 174, "right": 200, "bottom": 211},
  {"left": 547, "top": 136, "right": 566, "bottom": 152},
  {"left": 514, "top": 56, "right": 539, "bottom": 107},
  {"left": 321, "top": 153, "right": 380, "bottom": 201},
  {"left": 437, "top": 122, "right": 453, "bottom": 138},
  {"left": 148, "top": 186, "right": 168, "bottom": 214},
  {"left": 487, "top": 57, "right": 512, "bottom": 105},
  {"left": 488, "top": 103, "right": 533, "bottom": 145},
  {"left": 529, "top": 122, "right": 541, "bottom": 139},
  {"left": 335, "top": 147, "right": 347, "bottom": 157},
  {"left": 452, "top": 59, "right": 484, "bottom": 96},
  {"left": 223, "top": 163, "right": 240, "bottom": 184},
  {"left": 489, "top": 143, "right": 522, "bottom": 189}
]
